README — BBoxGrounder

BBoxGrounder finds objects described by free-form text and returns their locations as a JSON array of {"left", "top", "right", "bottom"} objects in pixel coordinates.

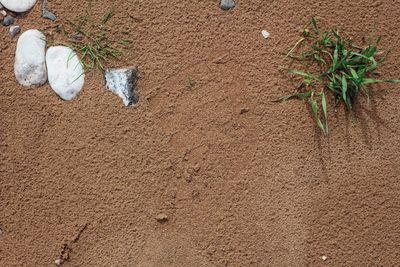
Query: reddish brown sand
[{"left": 1, "top": 0, "right": 400, "bottom": 266}]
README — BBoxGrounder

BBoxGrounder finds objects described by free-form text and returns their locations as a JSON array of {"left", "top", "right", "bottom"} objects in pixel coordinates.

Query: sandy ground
[{"left": 1, "top": 0, "right": 400, "bottom": 266}]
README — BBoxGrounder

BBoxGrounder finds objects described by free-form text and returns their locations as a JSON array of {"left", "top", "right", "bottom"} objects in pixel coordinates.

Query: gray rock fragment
[
  {"left": 43, "top": 10, "right": 56, "bottom": 20},
  {"left": 105, "top": 66, "right": 139, "bottom": 107},
  {"left": 9, "top": 25, "right": 21, "bottom": 37},
  {"left": 42, "top": 0, "right": 56, "bottom": 21},
  {"left": 220, "top": 0, "right": 235, "bottom": 10}
]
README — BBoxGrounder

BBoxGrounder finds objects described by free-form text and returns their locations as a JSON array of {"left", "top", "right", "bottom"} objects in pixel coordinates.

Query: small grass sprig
[
  {"left": 277, "top": 17, "right": 400, "bottom": 135},
  {"left": 187, "top": 75, "right": 196, "bottom": 89}
]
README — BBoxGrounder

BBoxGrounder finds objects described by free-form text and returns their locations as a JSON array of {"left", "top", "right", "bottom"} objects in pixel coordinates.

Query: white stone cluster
[
  {"left": 14, "top": 24, "right": 139, "bottom": 105},
  {"left": 14, "top": 29, "right": 85, "bottom": 101}
]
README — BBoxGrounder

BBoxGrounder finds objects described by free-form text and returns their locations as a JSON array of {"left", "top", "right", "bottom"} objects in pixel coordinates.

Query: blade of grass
[
  {"left": 341, "top": 75, "right": 348, "bottom": 105},
  {"left": 288, "top": 69, "right": 312, "bottom": 77},
  {"left": 273, "top": 91, "right": 312, "bottom": 102},
  {"left": 101, "top": 8, "right": 114, "bottom": 24},
  {"left": 286, "top": 38, "right": 305, "bottom": 58},
  {"left": 311, "top": 17, "right": 321, "bottom": 36},
  {"left": 310, "top": 94, "right": 326, "bottom": 134},
  {"left": 321, "top": 91, "right": 329, "bottom": 134}
]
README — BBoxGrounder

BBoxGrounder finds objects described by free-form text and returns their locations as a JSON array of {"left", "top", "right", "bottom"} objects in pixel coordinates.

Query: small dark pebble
[
  {"left": 71, "top": 34, "right": 83, "bottom": 41},
  {"left": 240, "top": 108, "right": 250, "bottom": 114},
  {"left": 155, "top": 213, "right": 168, "bottom": 223},
  {"left": 2, "top": 15, "right": 13, "bottom": 26},
  {"left": 55, "top": 25, "right": 62, "bottom": 33}
]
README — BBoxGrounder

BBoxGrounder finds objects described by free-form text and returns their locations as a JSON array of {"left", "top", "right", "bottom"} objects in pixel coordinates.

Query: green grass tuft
[
  {"left": 57, "top": 7, "right": 130, "bottom": 71},
  {"left": 277, "top": 17, "right": 400, "bottom": 135}
]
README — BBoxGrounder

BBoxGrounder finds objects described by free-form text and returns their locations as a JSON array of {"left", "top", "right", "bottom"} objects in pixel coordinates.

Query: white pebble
[
  {"left": 14, "top": 29, "right": 47, "bottom": 87},
  {"left": 54, "top": 258, "right": 62, "bottom": 266},
  {"left": 262, "top": 30, "right": 270, "bottom": 39},
  {"left": 0, "top": 0, "right": 37, "bottom": 13},
  {"left": 321, "top": 255, "right": 328, "bottom": 261},
  {"left": 46, "top": 46, "right": 85, "bottom": 101}
]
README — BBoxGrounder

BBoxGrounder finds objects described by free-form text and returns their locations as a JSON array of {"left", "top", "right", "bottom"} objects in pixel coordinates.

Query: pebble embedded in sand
[
  {"left": 2, "top": 14, "right": 13, "bottom": 26},
  {"left": 14, "top": 29, "right": 47, "bottom": 87},
  {"left": 262, "top": 30, "right": 270, "bottom": 39},
  {"left": 9, "top": 25, "right": 21, "bottom": 37},
  {"left": 0, "top": 0, "right": 37, "bottom": 13},
  {"left": 240, "top": 107, "right": 250, "bottom": 114},
  {"left": 105, "top": 66, "right": 139, "bottom": 106},
  {"left": 42, "top": 9, "right": 56, "bottom": 20},
  {"left": 155, "top": 213, "right": 168, "bottom": 223},
  {"left": 220, "top": 0, "right": 235, "bottom": 10},
  {"left": 42, "top": 0, "right": 56, "bottom": 21},
  {"left": 46, "top": 46, "right": 85, "bottom": 101}
]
